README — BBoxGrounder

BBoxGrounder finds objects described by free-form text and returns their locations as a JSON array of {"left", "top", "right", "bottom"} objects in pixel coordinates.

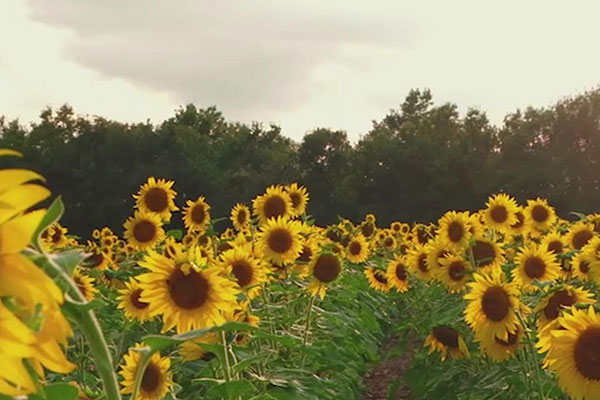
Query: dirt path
[{"left": 362, "top": 332, "right": 418, "bottom": 400}]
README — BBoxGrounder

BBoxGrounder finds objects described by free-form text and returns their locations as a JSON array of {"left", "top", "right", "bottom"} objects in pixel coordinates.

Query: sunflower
[
  {"left": 364, "top": 266, "right": 390, "bottom": 292},
  {"left": 424, "top": 326, "right": 469, "bottom": 361},
  {"left": 386, "top": 256, "right": 410, "bottom": 293},
  {"left": 382, "top": 235, "right": 397, "bottom": 251},
  {"left": 509, "top": 207, "right": 527, "bottom": 235},
  {"left": 285, "top": 183, "right": 309, "bottom": 216},
  {"left": 525, "top": 198, "right": 556, "bottom": 232},
  {"left": 565, "top": 222, "right": 596, "bottom": 251},
  {"left": 81, "top": 242, "right": 112, "bottom": 271},
  {"left": 464, "top": 272, "right": 523, "bottom": 341},
  {"left": 252, "top": 185, "right": 293, "bottom": 225},
  {"left": 257, "top": 217, "right": 303, "bottom": 265},
  {"left": 407, "top": 244, "right": 432, "bottom": 282},
  {"left": 307, "top": 252, "right": 343, "bottom": 299},
  {"left": 179, "top": 333, "right": 219, "bottom": 361},
  {"left": 437, "top": 211, "right": 472, "bottom": 251},
  {"left": 425, "top": 238, "right": 453, "bottom": 270},
  {"left": 483, "top": 193, "right": 518, "bottom": 232},
  {"left": 230, "top": 203, "right": 251, "bottom": 231},
  {"left": 365, "top": 213, "right": 376, "bottom": 224},
  {"left": 477, "top": 327, "right": 522, "bottom": 362},
  {"left": 512, "top": 244, "right": 560, "bottom": 291},
  {"left": 124, "top": 211, "right": 165, "bottom": 251},
  {"left": 182, "top": 196, "right": 211, "bottom": 233},
  {"left": 117, "top": 279, "right": 152, "bottom": 322},
  {"left": 390, "top": 221, "right": 403, "bottom": 235},
  {"left": 133, "top": 177, "right": 178, "bottom": 221},
  {"left": 120, "top": 345, "right": 173, "bottom": 400},
  {"left": 218, "top": 247, "right": 266, "bottom": 299},
  {"left": 436, "top": 255, "right": 472, "bottom": 293},
  {"left": 44, "top": 223, "right": 70, "bottom": 249},
  {"left": 360, "top": 221, "right": 376, "bottom": 238},
  {"left": 137, "top": 249, "right": 239, "bottom": 333},
  {"left": 535, "top": 285, "right": 594, "bottom": 329},
  {"left": 582, "top": 236, "right": 600, "bottom": 262},
  {"left": 72, "top": 268, "right": 98, "bottom": 301},
  {"left": 545, "top": 307, "right": 600, "bottom": 400},
  {"left": 345, "top": 234, "right": 370, "bottom": 263},
  {"left": 540, "top": 230, "right": 567, "bottom": 256},
  {"left": 468, "top": 236, "right": 504, "bottom": 275},
  {"left": 571, "top": 252, "right": 600, "bottom": 282}
]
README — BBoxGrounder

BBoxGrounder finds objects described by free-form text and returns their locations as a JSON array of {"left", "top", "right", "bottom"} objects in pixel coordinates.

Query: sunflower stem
[
  {"left": 221, "top": 331, "right": 233, "bottom": 382},
  {"left": 301, "top": 294, "right": 315, "bottom": 369},
  {"left": 516, "top": 311, "right": 545, "bottom": 400}
]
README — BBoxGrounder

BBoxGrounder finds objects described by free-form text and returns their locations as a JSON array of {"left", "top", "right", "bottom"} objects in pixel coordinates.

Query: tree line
[{"left": 1, "top": 88, "right": 598, "bottom": 237}]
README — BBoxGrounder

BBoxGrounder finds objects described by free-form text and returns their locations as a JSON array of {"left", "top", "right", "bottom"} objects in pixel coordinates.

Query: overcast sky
[{"left": 1, "top": 0, "right": 599, "bottom": 141}]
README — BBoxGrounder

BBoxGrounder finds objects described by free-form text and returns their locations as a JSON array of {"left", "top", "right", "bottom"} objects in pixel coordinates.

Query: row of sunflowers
[{"left": 2, "top": 149, "right": 600, "bottom": 399}]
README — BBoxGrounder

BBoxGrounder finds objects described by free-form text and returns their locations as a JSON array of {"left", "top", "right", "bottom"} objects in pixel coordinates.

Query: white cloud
[{"left": 2, "top": 0, "right": 600, "bottom": 141}]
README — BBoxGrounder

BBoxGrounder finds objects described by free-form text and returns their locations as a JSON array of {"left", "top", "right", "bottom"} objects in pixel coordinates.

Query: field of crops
[{"left": 2, "top": 148, "right": 600, "bottom": 400}]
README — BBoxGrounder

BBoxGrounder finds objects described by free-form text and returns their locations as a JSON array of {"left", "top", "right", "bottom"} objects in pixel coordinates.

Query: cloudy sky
[{"left": 1, "top": 0, "right": 599, "bottom": 141}]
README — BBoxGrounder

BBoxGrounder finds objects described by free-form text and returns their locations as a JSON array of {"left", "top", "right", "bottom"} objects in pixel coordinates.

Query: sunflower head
[
  {"left": 307, "top": 252, "right": 343, "bottom": 298},
  {"left": 117, "top": 278, "right": 152, "bottom": 322},
  {"left": 183, "top": 196, "right": 211, "bottom": 233},
  {"left": 535, "top": 285, "right": 595, "bottom": 329},
  {"left": 424, "top": 326, "right": 469, "bottom": 361},
  {"left": 258, "top": 217, "right": 303, "bottom": 265},
  {"left": 438, "top": 211, "right": 472, "bottom": 250},
  {"left": 566, "top": 222, "right": 596, "bottom": 251},
  {"left": 468, "top": 236, "right": 504, "bottom": 275},
  {"left": 123, "top": 210, "right": 165, "bottom": 251},
  {"left": 120, "top": 345, "right": 173, "bottom": 400},
  {"left": 133, "top": 177, "right": 178, "bottom": 220},
  {"left": 525, "top": 198, "right": 556, "bottom": 232},
  {"left": 387, "top": 256, "right": 410, "bottom": 293},
  {"left": 364, "top": 266, "right": 390, "bottom": 292},
  {"left": 437, "top": 255, "right": 472, "bottom": 293},
  {"left": 346, "top": 234, "right": 370, "bottom": 263},
  {"left": 285, "top": 183, "right": 309, "bottom": 216},
  {"left": 483, "top": 193, "right": 518, "bottom": 232},
  {"left": 252, "top": 185, "right": 293, "bottom": 225},
  {"left": 512, "top": 244, "right": 560, "bottom": 292},
  {"left": 230, "top": 203, "right": 251, "bottom": 231}
]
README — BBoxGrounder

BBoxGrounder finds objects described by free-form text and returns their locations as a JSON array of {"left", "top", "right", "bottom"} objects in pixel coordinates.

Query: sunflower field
[{"left": 2, "top": 148, "right": 600, "bottom": 400}]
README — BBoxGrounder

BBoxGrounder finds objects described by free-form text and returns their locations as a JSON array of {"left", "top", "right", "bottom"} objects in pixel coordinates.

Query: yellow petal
[
  {"left": 0, "top": 170, "right": 44, "bottom": 194},
  {"left": 0, "top": 185, "right": 50, "bottom": 225},
  {"left": 0, "top": 149, "right": 23, "bottom": 157},
  {"left": 0, "top": 210, "right": 45, "bottom": 254},
  {"left": 33, "top": 340, "right": 76, "bottom": 373}
]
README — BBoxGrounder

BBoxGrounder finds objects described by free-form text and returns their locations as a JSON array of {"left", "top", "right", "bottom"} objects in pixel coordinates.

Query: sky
[{"left": 1, "top": 0, "right": 599, "bottom": 142}]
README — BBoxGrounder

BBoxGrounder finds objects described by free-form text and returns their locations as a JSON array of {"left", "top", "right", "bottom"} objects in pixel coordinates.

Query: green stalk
[
  {"left": 221, "top": 331, "right": 233, "bottom": 382},
  {"left": 300, "top": 294, "right": 315, "bottom": 369},
  {"left": 516, "top": 311, "right": 545, "bottom": 400}
]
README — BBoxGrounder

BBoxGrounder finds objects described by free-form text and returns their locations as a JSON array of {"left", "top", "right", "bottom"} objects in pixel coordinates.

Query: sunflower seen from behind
[
  {"left": 137, "top": 249, "right": 239, "bottom": 333},
  {"left": 133, "top": 177, "right": 178, "bottom": 221},
  {"left": 124, "top": 211, "right": 165, "bottom": 251}
]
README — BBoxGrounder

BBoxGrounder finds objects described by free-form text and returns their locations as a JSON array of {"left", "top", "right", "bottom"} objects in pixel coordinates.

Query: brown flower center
[
  {"left": 448, "top": 221, "right": 464, "bottom": 243},
  {"left": 191, "top": 204, "right": 207, "bottom": 225},
  {"left": 84, "top": 251, "right": 104, "bottom": 269},
  {"left": 263, "top": 195, "right": 287, "bottom": 219},
  {"left": 547, "top": 240, "right": 563, "bottom": 254},
  {"left": 133, "top": 220, "right": 157, "bottom": 243},
  {"left": 418, "top": 253, "right": 428, "bottom": 272},
  {"left": 289, "top": 192, "right": 301, "bottom": 209},
  {"left": 130, "top": 289, "right": 150, "bottom": 310},
  {"left": 384, "top": 238, "right": 394, "bottom": 247},
  {"left": 417, "top": 228, "right": 429, "bottom": 244},
  {"left": 573, "top": 230, "right": 593, "bottom": 250},
  {"left": 580, "top": 260, "right": 591, "bottom": 273},
  {"left": 512, "top": 212, "right": 525, "bottom": 229},
  {"left": 168, "top": 267, "right": 209, "bottom": 310},
  {"left": 267, "top": 228, "right": 293, "bottom": 254},
  {"left": 297, "top": 245, "right": 313, "bottom": 263},
  {"left": 141, "top": 362, "right": 161, "bottom": 393},
  {"left": 531, "top": 205, "right": 549, "bottom": 223},
  {"left": 432, "top": 326, "right": 459, "bottom": 348},
  {"left": 349, "top": 241, "right": 362, "bottom": 256},
  {"left": 373, "top": 270, "right": 388, "bottom": 284},
  {"left": 543, "top": 290, "right": 575, "bottom": 320},
  {"left": 448, "top": 261, "right": 466, "bottom": 281},
  {"left": 236, "top": 209, "right": 247, "bottom": 225},
  {"left": 313, "top": 254, "right": 341, "bottom": 283},
  {"left": 144, "top": 188, "right": 168, "bottom": 213},
  {"left": 361, "top": 222, "right": 375, "bottom": 237},
  {"left": 231, "top": 260, "right": 254, "bottom": 287},
  {"left": 472, "top": 241, "right": 495, "bottom": 267},
  {"left": 395, "top": 264, "right": 407, "bottom": 281},
  {"left": 490, "top": 205, "right": 508, "bottom": 223},
  {"left": 51, "top": 228, "right": 63, "bottom": 244},
  {"left": 524, "top": 256, "right": 546, "bottom": 279},
  {"left": 481, "top": 286, "right": 510, "bottom": 322},
  {"left": 574, "top": 327, "right": 600, "bottom": 380}
]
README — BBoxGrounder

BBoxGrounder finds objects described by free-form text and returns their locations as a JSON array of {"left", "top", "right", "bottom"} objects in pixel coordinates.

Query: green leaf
[
  {"left": 206, "top": 380, "right": 256, "bottom": 399},
  {"left": 43, "top": 383, "right": 79, "bottom": 400},
  {"left": 166, "top": 229, "right": 183, "bottom": 240},
  {"left": 48, "top": 249, "right": 87, "bottom": 275},
  {"left": 33, "top": 196, "right": 64, "bottom": 249}
]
